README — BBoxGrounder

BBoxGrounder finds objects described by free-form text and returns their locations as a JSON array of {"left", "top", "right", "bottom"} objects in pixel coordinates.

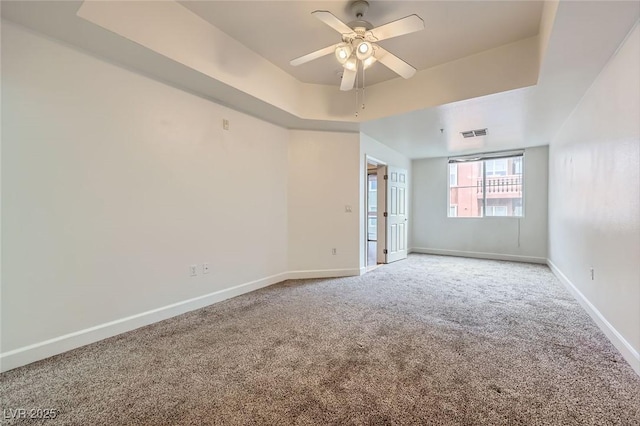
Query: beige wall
[
  {"left": 1, "top": 22, "right": 368, "bottom": 371},
  {"left": 548, "top": 23, "right": 640, "bottom": 373},
  {"left": 1, "top": 22, "right": 291, "bottom": 368},
  {"left": 288, "top": 130, "right": 361, "bottom": 275}
]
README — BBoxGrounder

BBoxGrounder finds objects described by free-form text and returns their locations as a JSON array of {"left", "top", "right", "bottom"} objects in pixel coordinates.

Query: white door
[{"left": 385, "top": 166, "right": 408, "bottom": 263}]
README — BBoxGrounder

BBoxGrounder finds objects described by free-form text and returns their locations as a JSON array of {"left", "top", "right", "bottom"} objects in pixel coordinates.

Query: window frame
[{"left": 447, "top": 151, "right": 525, "bottom": 219}]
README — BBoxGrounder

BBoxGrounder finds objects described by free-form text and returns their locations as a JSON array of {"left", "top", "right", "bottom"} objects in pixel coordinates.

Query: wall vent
[{"left": 461, "top": 128, "right": 488, "bottom": 138}]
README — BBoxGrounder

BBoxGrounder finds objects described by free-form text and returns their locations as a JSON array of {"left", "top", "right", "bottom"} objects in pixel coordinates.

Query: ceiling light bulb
[
  {"left": 334, "top": 43, "right": 352, "bottom": 65},
  {"left": 344, "top": 57, "right": 357, "bottom": 71},
  {"left": 362, "top": 56, "right": 377, "bottom": 69},
  {"left": 356, "top": 41, "right": 373, "bottom": 60}
]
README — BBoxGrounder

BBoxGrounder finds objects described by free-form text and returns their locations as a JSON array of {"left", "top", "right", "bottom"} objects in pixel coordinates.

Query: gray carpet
[{"left": 2, "top": 254, "right": 639, "bottom": 425}]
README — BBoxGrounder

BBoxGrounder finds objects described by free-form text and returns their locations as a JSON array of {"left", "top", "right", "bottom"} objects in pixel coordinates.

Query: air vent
[{"left": 461, "top": 128, "right": 488, "bottom": 138}]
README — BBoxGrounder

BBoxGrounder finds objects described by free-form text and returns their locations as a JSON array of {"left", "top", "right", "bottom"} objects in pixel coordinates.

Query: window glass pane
[
  {"left": 449, "top": 155, "right": 523, "bottom": 218},
  {"left": 449, "top": 164, "right": 458, "bottom": 186},
  {"left": 486, "top": 159, "right": 508, "bottom": 176},
  {"left": 449, "top": 161, "right": 483, "bottom": 217},
  {"left": 484, "top": 171, "right": 523, "bottom": 217},
  {"left": 368, "top": 175, "right": 377, "bottom": 213},
  {"left": 513, "top": 158, "right": 523, "bottom": 175},
  {"left": 486, "top": 205, "right": 508, "bottom": 216},
  {"left": 449, "top": 186, "right": 483, "bottom": 217}
]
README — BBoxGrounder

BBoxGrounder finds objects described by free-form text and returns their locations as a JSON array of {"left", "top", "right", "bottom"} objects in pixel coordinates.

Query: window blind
[{"left": 448, "top": 150, "right": 524, "bottom": 163}]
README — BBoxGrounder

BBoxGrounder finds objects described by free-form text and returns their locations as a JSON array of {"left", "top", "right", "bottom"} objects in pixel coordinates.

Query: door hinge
[
  {"left": 383, "top": 249, "right": 388, "bottom": 254},
  {"left": 383, "top": 174, "right": 388, "bottom": 180},
  {"left": 383, "top": 212, "right": 388, "bottom": 217}
]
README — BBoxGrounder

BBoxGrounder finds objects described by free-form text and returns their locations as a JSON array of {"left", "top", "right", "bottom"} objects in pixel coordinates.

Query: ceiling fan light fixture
[
  {"left": 362, "top": 55, "right": 377, "bottom": 69},
  {"left": 343, "top": 56, "right": 358, "bottom": 71},
  {"left": 291, "top": 5, "right": 424, "bottom": 92},
  {"left": 335, "top": 43, "right": 353, "bottom": 64},
  {"left": 355, "top": 40, "right": 373, "bottom": 60}
]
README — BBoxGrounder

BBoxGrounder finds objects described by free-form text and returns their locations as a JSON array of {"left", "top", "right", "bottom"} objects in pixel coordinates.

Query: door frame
[{"left": 364, "top": 155, "right": 387, "bottom": 268}]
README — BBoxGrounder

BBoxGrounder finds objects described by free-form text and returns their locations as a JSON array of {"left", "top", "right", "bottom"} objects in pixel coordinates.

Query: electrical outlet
[
  {"left": 189, "top": 265, "right": 198, "bottom": 277},
  {"left": 345, "top": 205, "right": 352, "bottom": 213},
  {"left": 590, "top": 267, "right": 594, "bottom": 280},
  {"left": 203, "top": 263, "right": 210, "bottom": 274},
  {"left": 332, "top": 248, "right": 337, "bottom": 255}
]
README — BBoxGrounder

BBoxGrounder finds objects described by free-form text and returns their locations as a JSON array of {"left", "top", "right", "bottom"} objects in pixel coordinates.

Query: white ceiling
[
  {"left": 2, "top": 1, "right": 639, "bottom": 159},
  {"left": 180, "top": 1, "right": 543, "bottom": 86}
]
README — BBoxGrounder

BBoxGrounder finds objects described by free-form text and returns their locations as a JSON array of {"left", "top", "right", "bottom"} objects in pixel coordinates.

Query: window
[{"left": 448, "top": 152, "right": 524, "bottom": 218}]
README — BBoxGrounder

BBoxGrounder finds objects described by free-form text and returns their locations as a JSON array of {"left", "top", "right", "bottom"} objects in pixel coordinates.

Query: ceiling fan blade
[
  {"left": 375, "top": 46, "right": 417, "bottom": 79},
  {"left": 312, "top": 10, "right": 355, "bottom": 35},
  {"left": 368, "top": 14, "right": 424, "bottom": 42},
  {"left": 340, "top": 68, "right": 357, "bottom": 91},
  {"left": 290, "top": 44, "right": 337, "bottom": 67}
]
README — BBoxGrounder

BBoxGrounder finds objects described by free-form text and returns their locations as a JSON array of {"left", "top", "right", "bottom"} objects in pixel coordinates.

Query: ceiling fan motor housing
[
  {"left": 351, "top": 0, "right": 369, "bottom": 19},
  {"left": 348, "top": 0, "right": 372, "bottom": 32}
]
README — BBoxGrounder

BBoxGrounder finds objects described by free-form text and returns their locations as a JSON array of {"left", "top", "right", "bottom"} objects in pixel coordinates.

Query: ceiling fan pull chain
[
  {"left": 362, "top": 63, "right": 366, "bottom": 110},
  {"left": 355, "top": 61, "right": 359, "bottom": 117}
]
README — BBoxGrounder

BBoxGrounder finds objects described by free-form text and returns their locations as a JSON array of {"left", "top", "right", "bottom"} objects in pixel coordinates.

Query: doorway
[
  {"left": 366, "top": 159, "right": 386, "bottom": 271},
  {"left": 364, "top": 158, "right": 409, "bottom": 271},
  {"left": 367, "top": 167, "right": 378, "bottom": 269}
]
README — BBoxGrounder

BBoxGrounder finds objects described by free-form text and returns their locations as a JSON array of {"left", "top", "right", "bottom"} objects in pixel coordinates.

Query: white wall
[
  {"left": 287, "top": 130, "right": 361, "bottom": 276},
  {"left": 359, "top": 133, "right": 412, "bottom": 270},
  {"left": 411, "top": 146, "right": 548, "bottom": 263},
  {"left": 548, "top": 23, "right": 639, "bottom": 373},
  {"left": 1, "top": 22, "right": 289, "bottom": 369}
]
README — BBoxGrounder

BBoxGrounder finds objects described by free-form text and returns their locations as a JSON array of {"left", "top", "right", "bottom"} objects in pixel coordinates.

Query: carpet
[{"left": 2, "top": 254, "right": 639, "bottom": 425}]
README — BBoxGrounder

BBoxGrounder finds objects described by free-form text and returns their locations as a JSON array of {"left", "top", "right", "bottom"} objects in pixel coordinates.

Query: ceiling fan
[{"left": 290, "top": 0, "right": 425, "bottom": 91}]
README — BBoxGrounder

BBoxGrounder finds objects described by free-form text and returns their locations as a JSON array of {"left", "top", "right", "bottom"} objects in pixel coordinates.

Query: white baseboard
[
  {"left": 1, "top": 267, "right": 365, "bottom": 372},
  {"left": 6, "top": 261, "right": 637, "bottom": 378},
  {"left": 287, "top": 268, "right": 362, "bottom": 280},
  {"left": 0, "top": 272, "right": 289, "bottom": 373},
  {"left": 547, "top": 259, "right": 640, "bottom": 376},
  {"left": 410, "top": 247, "right": 547, "bottom": 264}
]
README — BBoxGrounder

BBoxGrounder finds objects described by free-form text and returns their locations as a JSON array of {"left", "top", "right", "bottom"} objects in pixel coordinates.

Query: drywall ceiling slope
[
  {"left": 361, "top": 1, "right": 640, "bottom": 158},
  {"left": 1, "top": 1, "right": 544, "bottom": 132},
  {"left": 6, "top": 1, "right": 635, "bottom": 159},
  {"left": 0, "top": 1, "right": 358, "bottom": 132}
]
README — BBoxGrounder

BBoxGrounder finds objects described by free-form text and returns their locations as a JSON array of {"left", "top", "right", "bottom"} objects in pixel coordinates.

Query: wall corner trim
[{"left": 547, "top": 259, "right": 640, "bottom": 376}]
